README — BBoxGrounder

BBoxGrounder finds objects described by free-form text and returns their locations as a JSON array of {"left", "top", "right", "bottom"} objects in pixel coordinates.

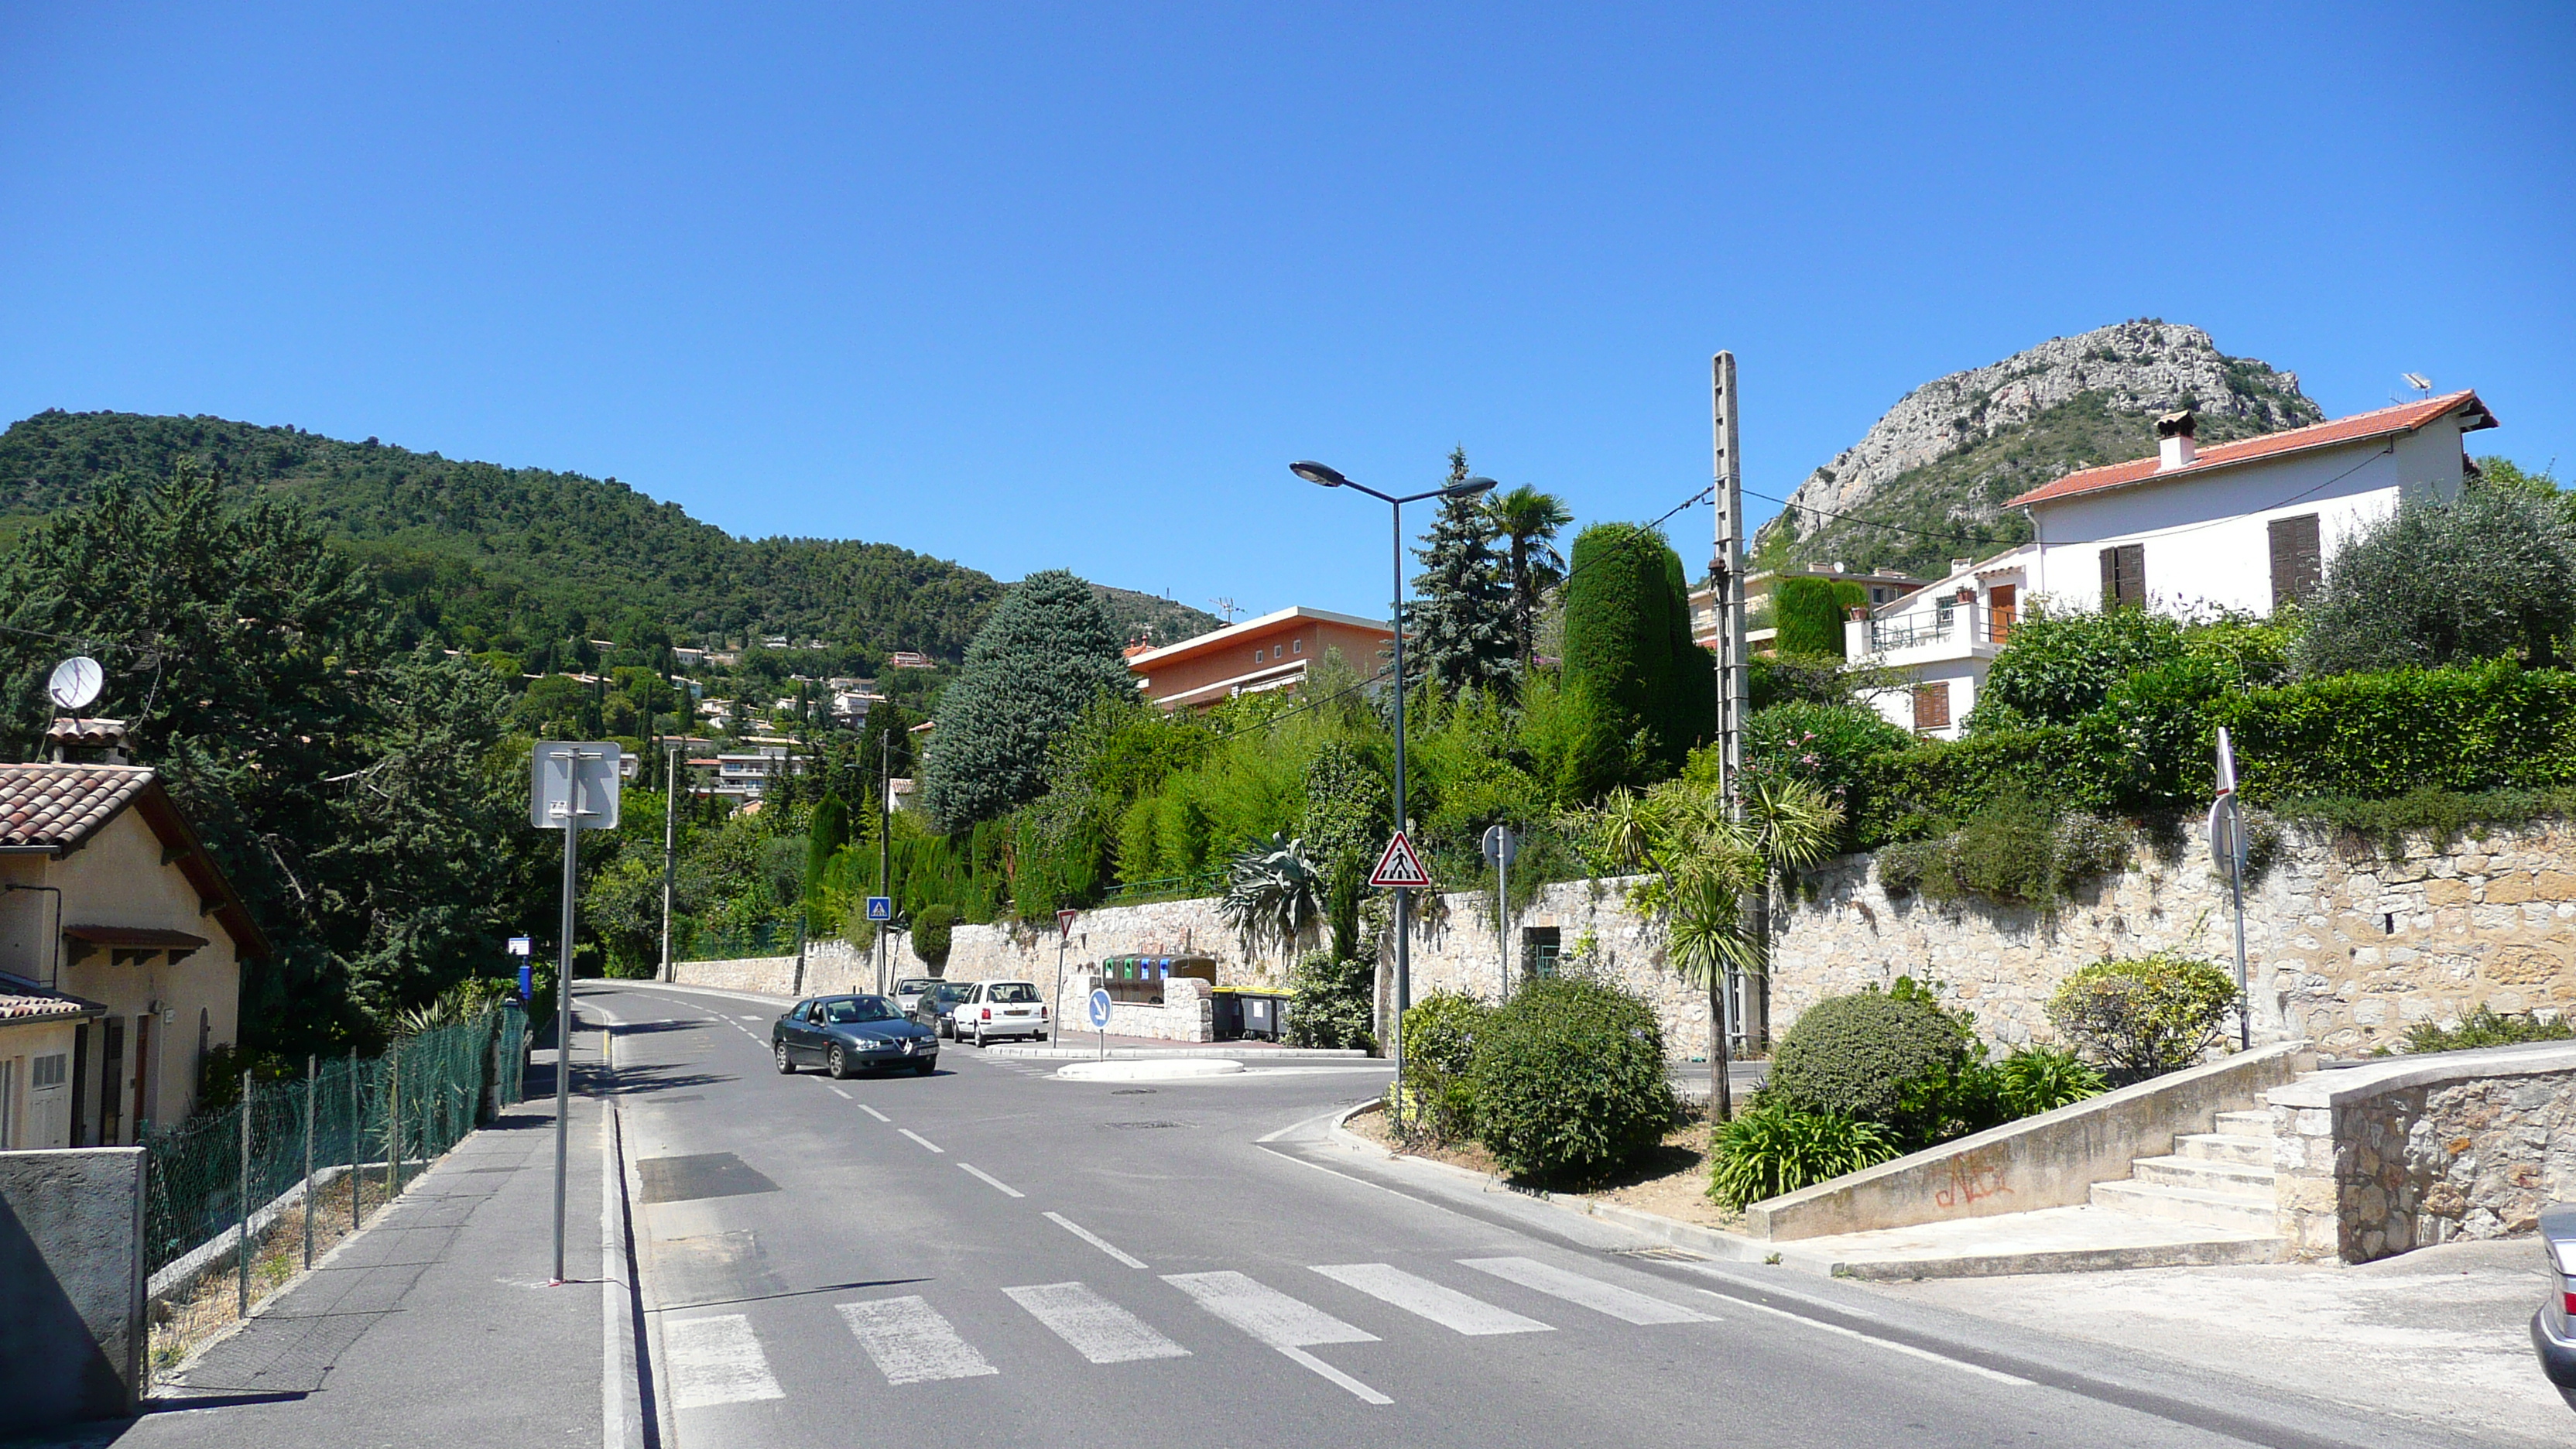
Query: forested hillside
[{"left": 0, "top": 409, "right": 1216, "bottom": 663}]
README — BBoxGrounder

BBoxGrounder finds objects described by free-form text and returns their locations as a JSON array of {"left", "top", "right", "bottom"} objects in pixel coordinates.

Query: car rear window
[
  {"left": 991, "top": 983, "right": 1040, "bottom": 1004},
  {"left": 931, "top": 985, "right": 971, "bottom": 1002}
]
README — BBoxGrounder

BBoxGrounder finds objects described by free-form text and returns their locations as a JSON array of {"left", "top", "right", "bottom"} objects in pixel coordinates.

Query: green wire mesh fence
[{"left": 142, "top": 1005, "right": 531, "bottom": 1278}]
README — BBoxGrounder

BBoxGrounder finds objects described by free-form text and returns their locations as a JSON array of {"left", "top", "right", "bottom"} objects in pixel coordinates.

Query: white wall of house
[{"left": 2025, "top": 416, "right": 2468, "bottom": 615}]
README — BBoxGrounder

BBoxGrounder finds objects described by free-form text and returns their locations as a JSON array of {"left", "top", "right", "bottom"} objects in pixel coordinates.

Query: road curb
[
  {"left": 1322, "top": 1101, "right": 1843, "bottom": 1275},
  {"left": 589, "top": 1001, "right": 658, "bottom": 1449}
]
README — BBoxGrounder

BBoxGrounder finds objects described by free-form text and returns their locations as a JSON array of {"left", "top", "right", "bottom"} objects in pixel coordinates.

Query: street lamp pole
[{"left": 1290, "top": 461, "right": 1495, "bottom": 1127}]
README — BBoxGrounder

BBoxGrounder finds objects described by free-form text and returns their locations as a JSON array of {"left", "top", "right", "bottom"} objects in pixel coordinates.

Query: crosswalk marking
[
  {"left": 1310, "top": 1262, "right": 1553, "bottom": 1336},
  {"left": 1163, "top": 1271, "right": 1378, "bottom": 1347},
  {"left": 1458, "top": 1256, "right": 1714, "bottom": 1325},
  {"left": 1045, "top": 1211, "right": 1146, "bottom": 1269},
  {"left": 665, "top": 1314, "right": 785, "bottom": 1409},
  {"left": 837, "top": 1296, "right": 1001, "bottom": 1385},
  {"left": 1004, "top": 1281, "right": 1192, "bottom": 1363}
]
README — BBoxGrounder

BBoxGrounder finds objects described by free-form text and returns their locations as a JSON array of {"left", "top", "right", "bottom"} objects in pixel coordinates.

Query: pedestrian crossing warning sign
[{"left": 1368, "top": 831, "right": 1434, "bottom": 889}]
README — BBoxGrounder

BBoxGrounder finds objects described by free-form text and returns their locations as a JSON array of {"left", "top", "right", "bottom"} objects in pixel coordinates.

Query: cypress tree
[
  {"left": 804, "top": 791, "right": 851, "bottom": 915},
  {"left": 919, "top": 570, "right": 1129, "bottom": 831},
  {"left": 1561, "top": 522, "right": 1710, "bottom": 774}
]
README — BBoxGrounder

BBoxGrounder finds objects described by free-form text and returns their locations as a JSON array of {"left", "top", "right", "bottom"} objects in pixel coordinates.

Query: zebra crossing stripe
[
  {"left": 1457, "top": 1256, "right": 1713, "bottom": 1325},
  {"left": 665, "top": 1314, "right": 785, "bottom": 1409},
  {"left": 1310, "top": 1262, "right": 1553, "bottom": 1336},
  {"left": 838, "top": 1296, "right": 1001, "bottom": 1385},
  {"left": 1004, "top": 1281, "right": 1192, "bottom": 1363},
  {"left": 1163, "top": 1271, "right": 1378, "bottom": 1346}
]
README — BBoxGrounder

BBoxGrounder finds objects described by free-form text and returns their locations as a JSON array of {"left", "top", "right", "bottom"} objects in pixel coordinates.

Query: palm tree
[
  {"left": 1583, "top": 773, "right": 1841, "bottom": 1118},
  {"left": 1486, "top": 485, "right": 1573, "bottom": 677}
]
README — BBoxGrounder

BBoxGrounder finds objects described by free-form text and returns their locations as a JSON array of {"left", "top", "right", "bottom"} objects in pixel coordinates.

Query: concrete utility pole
[
  {"left": 659, "top": 746, "right": 677, "bottom": 983},
  {"left": 1710, "top": 350, "right": 1750, "bottom": 1122}
]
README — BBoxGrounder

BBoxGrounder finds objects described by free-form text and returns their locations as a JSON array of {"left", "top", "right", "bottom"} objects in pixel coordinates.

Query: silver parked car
[
  {"left": 2533, "top": 1202, "right": 2576, "bottom": 1408},
  {"left": 893, "top": 976, "right": 939, "bottom": 1015}
]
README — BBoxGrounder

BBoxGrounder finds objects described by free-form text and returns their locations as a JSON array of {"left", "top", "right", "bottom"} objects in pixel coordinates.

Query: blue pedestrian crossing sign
[{"left": 865, "top": 896, "right": 893, "bottom": 922}]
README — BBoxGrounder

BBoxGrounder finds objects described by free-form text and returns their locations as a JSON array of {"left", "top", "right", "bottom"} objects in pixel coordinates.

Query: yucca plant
[
  {"left": 1219, "top": 833, "right": 1325, "bottom": 958},
  {"left": 1707, "top": 1101, "right": 1900, "bottom": 1210}
]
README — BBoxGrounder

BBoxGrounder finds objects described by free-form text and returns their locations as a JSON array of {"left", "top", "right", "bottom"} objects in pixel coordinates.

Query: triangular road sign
[{"left": 1368, "top": 831, "right": 1434, "bottom": 889}]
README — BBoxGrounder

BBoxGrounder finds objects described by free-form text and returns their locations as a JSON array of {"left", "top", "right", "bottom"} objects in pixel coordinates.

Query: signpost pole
[
  {"left": 553, "top": 793, "right": 577, "bottom": 1286},
  {"left": 1053, "top": 909, "right": 1077, "bottom": 1043},
  {"left": 2215, "top": 727, "right": 2252, "bottom": 1053}
]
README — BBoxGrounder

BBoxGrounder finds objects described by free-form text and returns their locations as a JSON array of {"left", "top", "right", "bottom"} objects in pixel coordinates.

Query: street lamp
[{"left": 1288, "top": 461, "right": 1496, "bottom": 1124}]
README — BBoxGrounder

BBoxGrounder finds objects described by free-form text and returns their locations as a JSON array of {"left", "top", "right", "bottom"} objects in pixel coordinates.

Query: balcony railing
[{"left": 1868, "top": 604, "right": 2016, "bottom": 653}]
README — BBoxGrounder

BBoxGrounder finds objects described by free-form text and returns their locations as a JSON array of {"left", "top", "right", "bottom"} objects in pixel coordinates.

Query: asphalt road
[{"left": 585, "top": 981, "right": 2473, "bottom": 1449}]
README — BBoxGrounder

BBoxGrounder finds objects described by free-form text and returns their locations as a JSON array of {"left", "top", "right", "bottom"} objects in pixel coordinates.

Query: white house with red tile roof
[{"left": 1845, "top": 392, "right": 2499, "bottom": 738}]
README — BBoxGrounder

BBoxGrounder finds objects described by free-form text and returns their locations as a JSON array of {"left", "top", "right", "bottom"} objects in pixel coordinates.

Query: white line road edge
[
  {"left": 899, "top": 1128, "right": 945, "bottom": 1153},
  {"left": 959, "top": 1163, "right": 1025, "bottom": 1197},
  {"left": 1708, "top": 1292, "right": 2031, "bottom": 1386},
  {"left": 1043, "top": 1211, "right": 1147, "bottom": 1269}
]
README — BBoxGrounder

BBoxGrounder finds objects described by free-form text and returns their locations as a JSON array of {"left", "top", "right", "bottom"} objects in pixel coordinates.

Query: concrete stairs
[
  {"left": 2087, "top": 1110, "right": 2280, "bottom": 1234},
  {"left": 1768, "top": 1109, "right": 2293, "bottom": 1280}
]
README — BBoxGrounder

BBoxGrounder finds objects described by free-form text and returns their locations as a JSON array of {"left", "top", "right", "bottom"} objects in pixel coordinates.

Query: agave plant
[{"left": 1219, "top": 832, "right": 1326, "bottom": 958}]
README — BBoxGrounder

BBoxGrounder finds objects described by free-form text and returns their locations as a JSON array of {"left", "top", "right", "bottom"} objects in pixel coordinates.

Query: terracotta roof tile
[
  {"left": 0, "top": 765, "right": 156, "bottom": 850},
  {"left": 2006, "top": 392, "right": 2496, "bottom": 509},
  {"left": 0, "top": 992, "right": 92, "bottom": 1023}
]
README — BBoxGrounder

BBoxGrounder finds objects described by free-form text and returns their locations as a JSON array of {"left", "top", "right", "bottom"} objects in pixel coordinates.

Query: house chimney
[
  {"left": 46, "top": 717, "right": 131, "bottom": 766},
  {"left": 1948, "top": 557, "right": 1972, "bottom": 575},
  {"left": 2156, "top": 409, "right": 2198, "bottom": 471}
]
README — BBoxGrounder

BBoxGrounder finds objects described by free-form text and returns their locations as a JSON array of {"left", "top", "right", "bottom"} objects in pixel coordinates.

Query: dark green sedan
[{"left": 772, "top": 994, "right": 940, "bottom": 1078}]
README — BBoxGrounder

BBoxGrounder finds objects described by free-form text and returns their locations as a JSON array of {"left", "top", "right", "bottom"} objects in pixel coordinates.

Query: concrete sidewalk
[
  {"left": 14, "top": 1015, "right": 639, "bottom": 1449},
  {"left": 1872, "top": 1237, "right": 2572, "bottom": 1447}
]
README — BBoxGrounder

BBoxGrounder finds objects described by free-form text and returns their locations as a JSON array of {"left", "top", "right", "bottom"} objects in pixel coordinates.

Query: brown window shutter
[
  {"left": 1912, "top": 681, "right": 1951, "bottom": 731},
  {"left": 2269, "top": 514, "right": 2321, "bottom": 608},
  {"left": 2097, "top": 543, "right": 2144, "bottom": 608}
]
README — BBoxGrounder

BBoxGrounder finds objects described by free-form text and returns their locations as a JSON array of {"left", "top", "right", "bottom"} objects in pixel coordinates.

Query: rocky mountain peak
[{"left": 1759, "top": 320, "right": 2321, "bottom": 579}]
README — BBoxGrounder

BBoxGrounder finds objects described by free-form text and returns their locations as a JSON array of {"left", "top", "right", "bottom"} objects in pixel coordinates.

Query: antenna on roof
[
  {"left": 2402, "top": 373, "right": 2432, "bottom": 398},
  {"left": 47, "top": 656, "right": 102, "bottom": 715},
  {"left": 1209, "top": 598, "right": 1241, "bottom": 623}
]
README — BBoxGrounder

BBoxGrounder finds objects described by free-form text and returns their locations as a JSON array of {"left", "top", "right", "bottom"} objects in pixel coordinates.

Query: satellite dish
[{"left": 47, "top": 656, "right": 103, "bottom": 713}]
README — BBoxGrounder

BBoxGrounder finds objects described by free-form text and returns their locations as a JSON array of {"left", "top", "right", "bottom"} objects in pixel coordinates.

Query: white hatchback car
[{"left": 957, "top": 979, "right": 1050, "bottom": 1046}]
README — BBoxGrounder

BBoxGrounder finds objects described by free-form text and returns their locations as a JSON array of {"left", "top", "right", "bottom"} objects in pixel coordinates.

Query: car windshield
[
  {"left": 930, "top": 985, "right": 971, "bottom": 1003},
  {"left": 824, "top": 997, "right": 895, "bottom": 1024},
  {"left": 990, "top": 983, "right": 1040, "bottom": 1004},
  {"left": 896, "top": 979, "right": 935, "bottom": 995}
]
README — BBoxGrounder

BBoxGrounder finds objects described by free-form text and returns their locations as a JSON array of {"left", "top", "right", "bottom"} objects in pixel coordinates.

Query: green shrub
[
  {"left": 1995, "top": 1044, "right": 2108, "bottom": 1115},
  {"left": 1969, "top": 605, "right": 2192, "bottom": 728},
  {"left": 1706, "top": 1103, "right": 1900, "bottom": 1209},
  {"left": 1284, "top": 950, "right": 1376, "bottom": 1053},
  {"left": 2384, "top": 1005, "right": 2574, "bottom": 1056},
  {"left": 1767, "top": 985, "right": 1974, "bottom": 1146},
  {"left": 2277, "top": 786, "right": 2576, "bottom": 857},
  {"left": 1399, "top": 991, "right": 1492, "bottom": 1142},
  {"left": 1748, "top": 650, "right": 1855, "bottom": 712},
  {"left": 1744, "top": 701, "right": 1914, "bottom": 844},
  {"left": 2221, "top": 663, "right": 2576, "bottom": 803},
  {"left": 1894, "top": 790, "right": 2132, "bottom": 909},
  {"left": 1773, "top": 578, "right": 1866, "bottom": 656},
  {"left": 910, "top": 904, "right": 956, "bottom": 968},
  {"left": 2297, "top": 488, "right": 2576, "bottom": 675},
  {"left": 2045, "top": 952, "right": 2239, "bottom": 1079},
  {"left": 1468, "top": 976, "right": 1677, "bottom": 1181}
]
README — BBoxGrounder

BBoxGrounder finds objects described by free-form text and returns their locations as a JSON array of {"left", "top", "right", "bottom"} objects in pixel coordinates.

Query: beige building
[{"left": 0, "top": 721, "right": 266, "bottom": 1147}]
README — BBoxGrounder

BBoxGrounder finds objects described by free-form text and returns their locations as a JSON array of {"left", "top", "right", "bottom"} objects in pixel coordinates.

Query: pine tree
[
  {"left": 919, "top": 570, "right": 1129, "bottom": 831},
  {"left": 1406, "top": 448, "right": 1515, "bottom": 696}
]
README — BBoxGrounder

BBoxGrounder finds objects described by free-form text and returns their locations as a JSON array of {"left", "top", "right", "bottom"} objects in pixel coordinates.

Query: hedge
[{"left": 1844, "top": 663, "right": 2576, "bottom": 848}]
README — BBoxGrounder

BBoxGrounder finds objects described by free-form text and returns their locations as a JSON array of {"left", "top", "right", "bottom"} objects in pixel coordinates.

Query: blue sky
[{"left": 2, "top": 3, "right": 2568, "bottom": 623}]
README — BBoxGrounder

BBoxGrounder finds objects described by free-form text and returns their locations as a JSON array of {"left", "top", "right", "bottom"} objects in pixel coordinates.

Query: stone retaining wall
[
  {"left": 1773, "top": 817, "right": 2576, "bottom": 1057},
  {"left": 2267, "top": 1040, "right": 2576, "bottom": 1262},
  {"left": 676, "top": 816, "right": 2574, "bottom": 1062}
]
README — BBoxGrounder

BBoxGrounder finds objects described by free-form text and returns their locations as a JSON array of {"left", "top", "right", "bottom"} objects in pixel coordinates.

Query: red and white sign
[
  {"left": 1368, "top": 831, "right": 1434, "bottom": 889},
  {"left": 1057, "top": 908, "right": 1079, "bottom": 940}
]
